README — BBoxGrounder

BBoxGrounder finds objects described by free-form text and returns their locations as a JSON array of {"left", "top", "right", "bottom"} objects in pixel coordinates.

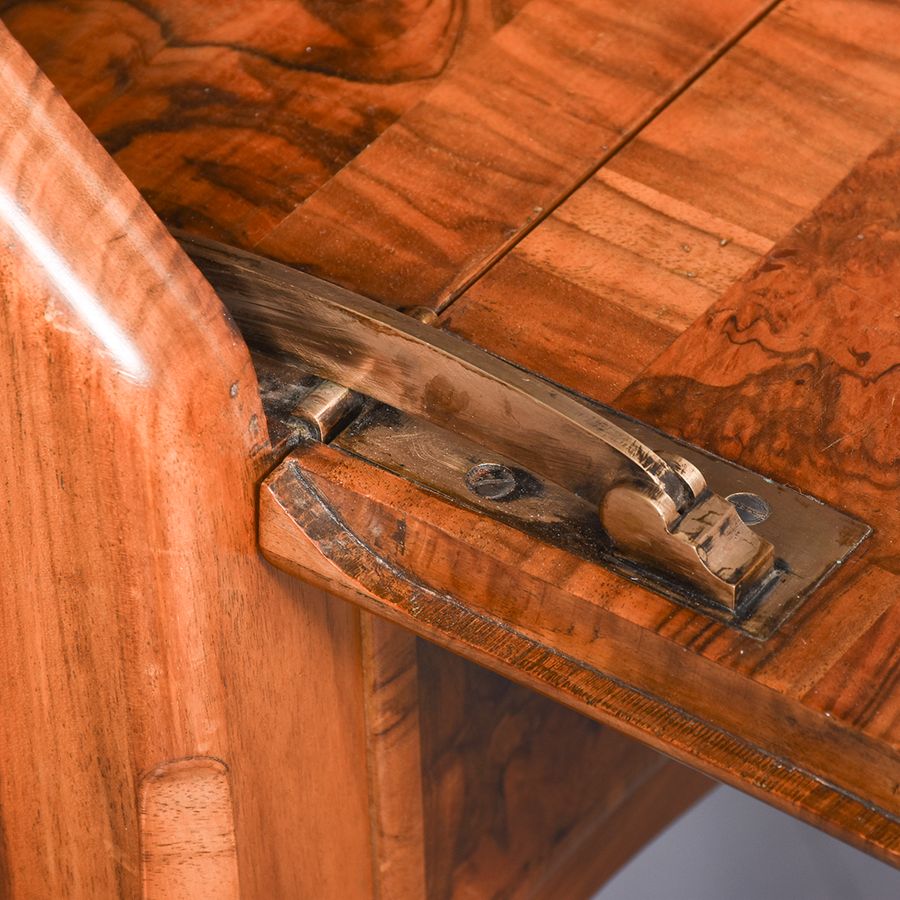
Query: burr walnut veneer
[{"left": 1, "top": 0, "right": 899, "bottom": 896}]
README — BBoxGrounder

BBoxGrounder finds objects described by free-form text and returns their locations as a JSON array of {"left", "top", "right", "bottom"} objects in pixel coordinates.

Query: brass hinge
[{"left": 182, "top": 235, "right": 870, "bottom": 638}]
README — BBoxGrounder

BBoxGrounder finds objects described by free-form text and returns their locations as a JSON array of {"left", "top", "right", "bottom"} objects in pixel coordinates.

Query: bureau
[{"left": 1, "top": 2, "right": 899, "bottom": 896}]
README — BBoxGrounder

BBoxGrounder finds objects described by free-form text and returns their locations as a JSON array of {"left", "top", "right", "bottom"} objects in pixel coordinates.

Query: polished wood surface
[
  {"left": 416, "top": 641, "right": 708, "bottom": 899},
  {"left": 140, "top": 758, "right": 240, "bottom": 900},
  {"left": 0, "top": 0, "right": 527, "bottom": 247},
  {"left": 0, "top": 5, "right": 720, "bottom": 897},
  {"left": 444, "top": 0, "right": 900, "bottom": 401},
  {"left": 360, "top": 616, "right": 428, "bottom": 899},
  {"left": 2, "top": 0, "right": 776, "bottom": 306},
  {"left": 4, "top": 0, "right": 898, "bottom": 892},
  {"left": 619, "top": 132, "right": 900, "bottom": 738},
  {"left": 0, "top": 25, "right": 374, "bottom": 897},
  {"left": 257, "top": 0, "right": 776, "bottom": 308},
  {"left": 259, "top": 126, "right": 900, "bottom": 863}
]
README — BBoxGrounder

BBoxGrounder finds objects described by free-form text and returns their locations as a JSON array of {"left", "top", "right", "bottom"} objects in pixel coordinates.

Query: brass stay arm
[{"left": 183, "top": 236, "right": 775, "bottom": 613}]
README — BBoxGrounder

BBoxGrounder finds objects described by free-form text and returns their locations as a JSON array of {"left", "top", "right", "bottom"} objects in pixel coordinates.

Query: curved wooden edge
[
  {"left": 0, "top": 27, "right": 375, "bottom": 898},
  {"left": 0, "top": 23, "right": 255, "bottom": 406},
  {"left": 0, "top": 27, "right": 714, "bottom": 898},
  {"left": 259, "top": 446, "right": 900, "bottom": 866}
]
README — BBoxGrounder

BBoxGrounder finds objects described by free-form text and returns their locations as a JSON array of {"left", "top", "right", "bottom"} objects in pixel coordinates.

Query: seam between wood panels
[{"left": 433, "top": 0, "right": 785, "bottom": 316}]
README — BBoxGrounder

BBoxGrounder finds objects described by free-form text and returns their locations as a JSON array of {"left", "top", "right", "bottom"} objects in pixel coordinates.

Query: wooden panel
[
  {"left": 416, "top": 641, "right": 709, "bottom": 899},
  {"left": 531, "top": 759, "right": 712, "bottom": 899},
  {"left": 260, "top": 420, "right": 900, "bottom": 864},
  {"left": 1, "top": 0, "right": 527, "bottom": 247},
  {"left": 360, "top": 616, "right": 428, "bottom": 899},
  {"left": 256, "top": 130, "right": 900, "bottom": 862},
  {"left": 256, "top": 0, "right": 776, "bottom": 308},
  {"left": 443, "top": 0, "right": 900, "bottom": 401},
  {"left": 0, "top": 27, "right": 373, "bottom": 898},
  {"left": 0, "top": 12, "right": 714, "bottom": 897},
  {"left": 615, "top": 132, "right": 900, "bottom": 734},
  {"left": 359, "top": 600, "right": 711, "bottom": 900},
  {"left": 140, "top": 758, "right": 239, "bottom": 900}
]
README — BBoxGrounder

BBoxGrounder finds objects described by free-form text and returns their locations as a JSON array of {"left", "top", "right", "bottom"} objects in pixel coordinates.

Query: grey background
[{"left": 594, "top": 785, "right": 900, "bottom": 900}]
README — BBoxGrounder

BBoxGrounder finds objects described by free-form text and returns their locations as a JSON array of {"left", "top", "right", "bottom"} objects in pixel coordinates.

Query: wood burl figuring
[{"left": 1, "top": 0, "right": 899, "bottom": 897}]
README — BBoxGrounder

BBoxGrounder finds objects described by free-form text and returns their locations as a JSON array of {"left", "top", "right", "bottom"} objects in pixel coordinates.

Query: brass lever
[{"left": 183, "top": 235, "right": 775, "bottom": 613}]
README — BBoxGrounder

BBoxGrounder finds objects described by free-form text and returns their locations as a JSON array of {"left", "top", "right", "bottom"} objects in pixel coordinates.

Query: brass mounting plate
[
  {"left": 331, "top": 397, "right": 870, "bottom": 640},
  {"left": 191, "top": 236, "right": 867, "bottom": 627}
]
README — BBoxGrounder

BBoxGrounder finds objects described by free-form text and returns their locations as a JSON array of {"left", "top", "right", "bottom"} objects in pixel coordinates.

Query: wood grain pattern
[
  {"left": 251, "top": 363, "right": 714, "bottom": 900},
  {"left": 360, "top": 615, "right": 428, "bottom": 899},
  {"left": 616, "top": 132, "right": 900, "bottom": 742},
  {"left": 443, "top": 0, "right": 900, "bottom": 401},
  {"left": 257, "top": 0, "right": 776, "bottom": 309},
  {"left": 6, "top": 0, "right": 891, "bottom": 885},
  {"left": 140, "top": 758, "right": 240, "bottom": 900},
  {"left": 0, "top": 11, "right": 717, "bottom": 897},
  {"left": 416, "top": 641, "right": 709, "bottom": 899},
  {"left": 1, "top": 0, "right": 527, "bottom": 247},
  {"left": 257, "top": 120, "right": 900, "bottom": 867},
  {"left": 528, "top": 756, "right": 711, "bottom": 900},
  {"left": 260, "top": 431, "right": 900, "bottom": 865},
  {"left": 0, "top": 26, "right": 374, "bottom": 898}
]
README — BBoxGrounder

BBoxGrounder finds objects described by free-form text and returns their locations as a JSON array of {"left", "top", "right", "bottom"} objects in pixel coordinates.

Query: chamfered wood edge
[{"left": 258, "top": 448, "right": 900, "bottom": 866}]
